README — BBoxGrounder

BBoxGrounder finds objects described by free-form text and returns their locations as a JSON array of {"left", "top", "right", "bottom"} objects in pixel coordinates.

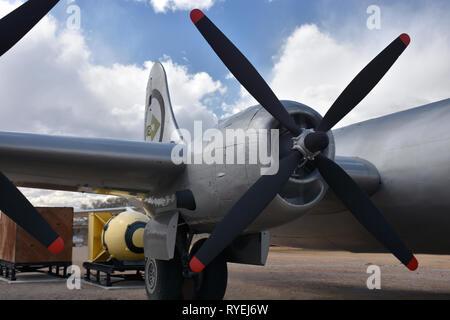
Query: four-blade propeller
[
  {"left": 189, "top": 9, "right": 417, "bottom": 273},
  {"left": 0, "top": 0, "right": 64, "bottom": 253}
]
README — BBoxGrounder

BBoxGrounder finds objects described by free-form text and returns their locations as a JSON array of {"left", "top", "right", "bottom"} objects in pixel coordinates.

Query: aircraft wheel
[
  {"left": 145, "top": 253, "right": 184, "bottom": 300},
  {"left": 185, "top": 239, "right": 228, "bottom": 300}
]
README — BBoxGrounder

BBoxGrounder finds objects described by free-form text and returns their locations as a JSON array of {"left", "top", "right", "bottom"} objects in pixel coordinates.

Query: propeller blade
[
  {"left": 190, "top": 9, "right": 301, "bottom": 137},
  {"left": 190, "top": 151, "right": 302, "bottom": 272},
  {"left": 314, "top": 154, "right": 418, "bottom": 271},
  {"left": 318, "top": 34, "right": 411, "bottom": 132},
  {"left": 0, "top": 172, "right": 64, "bottom": 253},
  {"left": 0, "top": 0, "right": 60, "bottom": 57}
]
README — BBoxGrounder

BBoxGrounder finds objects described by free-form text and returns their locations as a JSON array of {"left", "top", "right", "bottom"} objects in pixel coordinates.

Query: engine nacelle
[
  {"left": 243, "top": 101, "right": 335, "bottom": 231},
  {"left": 180, "top": 100, "right": 336, "bottom": 233},
  {"left": 248, "top": 100, "right": 334, "bottom": 201},
  {"left": 103, "top": 210, "right": 150, "bottom": 261}
]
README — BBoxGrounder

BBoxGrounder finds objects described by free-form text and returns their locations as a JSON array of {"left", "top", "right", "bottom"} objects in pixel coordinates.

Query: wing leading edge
[{"left": 0, "top": 131, "right": 184, "bottom": 196}]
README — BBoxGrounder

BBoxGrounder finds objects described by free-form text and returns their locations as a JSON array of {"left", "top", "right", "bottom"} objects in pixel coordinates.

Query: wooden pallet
[{"left": 0, "top": 207, "right": 73, "bottom": 267}]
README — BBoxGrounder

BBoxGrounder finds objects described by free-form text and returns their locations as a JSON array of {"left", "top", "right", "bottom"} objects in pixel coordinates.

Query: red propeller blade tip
[
  {"left": 48, "top": 236, "right": 64, "bottom": 254},
  {"left": 406, "top": 256, "right": 418, "bottom": 271},
  {"left": 399, "top": 33, "right": 411, "bottom": 46},
  {"left": 190, "top": 9, "right": 205, "bottom": 24},
  {"left": 189, "top": 256, "right": 205, "bottom": 273}
]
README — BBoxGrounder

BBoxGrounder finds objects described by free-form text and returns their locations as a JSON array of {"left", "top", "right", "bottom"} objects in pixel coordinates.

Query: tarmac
[{"left": 0, "top": 246, "right": 449, "bottom": 300}]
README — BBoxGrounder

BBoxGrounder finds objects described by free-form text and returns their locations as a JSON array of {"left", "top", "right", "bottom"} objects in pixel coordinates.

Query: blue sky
[
  {"left": 48, "top": 0, "right": 447, "bottom": 72},
  {"left": 47, "top": 0, "right": 450, "bottom": 117},
  {"left": 1, "top": 0, "right": 449, "bottom": 207}
]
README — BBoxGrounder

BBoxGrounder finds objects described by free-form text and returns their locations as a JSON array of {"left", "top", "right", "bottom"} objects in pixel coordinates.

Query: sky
[{"left": 0, "top": 0, "right": 449, "bottom": 208}]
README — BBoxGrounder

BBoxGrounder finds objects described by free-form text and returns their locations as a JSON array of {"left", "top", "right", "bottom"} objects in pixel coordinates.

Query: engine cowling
[
  {"left": 183, "top": 101, "right": 335, "bottom": 233},
  {"left": 244, "top": 101, "right": 335, "bottom": 231}
]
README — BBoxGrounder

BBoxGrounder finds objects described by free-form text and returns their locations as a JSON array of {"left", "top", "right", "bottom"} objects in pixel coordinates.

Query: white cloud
[
  {"left": 19, "top": 188, "right": 110, "bottom": 208},
  {"left": 0, "top": 1, "right": 223, "bottom": 137},
  {"left": 270, "top": 24, "right": 358, "bottom": 116},
  {"left": 228, "top": 4, "right": 450, "bottom": 128},
  {"left": 133, "top": 0, "right": 218, "bottom": 13},
  {"left": 0, "top": 0, "right": 223, "bottom": 207}
]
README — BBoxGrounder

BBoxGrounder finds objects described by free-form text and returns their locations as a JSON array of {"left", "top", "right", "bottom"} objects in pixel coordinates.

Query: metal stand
[
  {"left": 0, "top": 259, "right": 71, "bottom": 281},
  {"left": 83, "top": 259, "right": 145, "bottom": 287}
]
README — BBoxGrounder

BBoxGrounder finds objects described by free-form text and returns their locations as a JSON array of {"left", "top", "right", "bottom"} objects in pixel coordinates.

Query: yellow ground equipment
[{"left": 88, "top": 209, "right": 150, "bottom": 263}]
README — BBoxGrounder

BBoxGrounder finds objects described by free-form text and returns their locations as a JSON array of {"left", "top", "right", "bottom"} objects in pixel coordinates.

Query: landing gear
[
  {"left": 145, "top": 254, "right": 184, "bottom": 300},
  {"left": 185, "top": 239, "right": 228, "bottom": 300},
  {"left": 144, "top": 237, "right": 228, "bottom": 300}
]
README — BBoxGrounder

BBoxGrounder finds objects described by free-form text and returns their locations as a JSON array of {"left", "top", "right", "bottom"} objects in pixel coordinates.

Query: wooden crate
[{"left": 0, "top": 207, "right": 73, "bottom": 264}]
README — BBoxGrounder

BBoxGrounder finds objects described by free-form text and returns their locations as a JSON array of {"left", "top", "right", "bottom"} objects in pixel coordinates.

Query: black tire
[
  {"left": 145, "top": 252, "right": 184, "bottom": 300},
  {"left": 189, "top": 239, "right": 228, "bottom": 300}
]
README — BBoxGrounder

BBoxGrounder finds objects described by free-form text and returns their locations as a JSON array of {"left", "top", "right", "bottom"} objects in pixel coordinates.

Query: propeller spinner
[{"left": 189, "top": 9, "right": 417, "bottom": 273}]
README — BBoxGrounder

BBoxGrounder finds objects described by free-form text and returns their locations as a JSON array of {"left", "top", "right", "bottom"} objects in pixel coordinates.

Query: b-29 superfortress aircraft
[{"left": 0, "top": 0, "right": 449, "bottom": 300}]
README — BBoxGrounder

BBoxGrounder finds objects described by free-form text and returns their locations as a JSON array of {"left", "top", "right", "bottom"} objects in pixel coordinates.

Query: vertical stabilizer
[{"left": 145, "top": 62, "right": 181, "bottom": 143}]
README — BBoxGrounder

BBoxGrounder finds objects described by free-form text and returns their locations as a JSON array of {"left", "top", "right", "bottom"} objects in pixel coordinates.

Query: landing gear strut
[
  {"left": 145, "top": 229, "right": 228, "bottom": 300},
  {"left": 182, "top": 238, "right": 228, "bottom": 300}
]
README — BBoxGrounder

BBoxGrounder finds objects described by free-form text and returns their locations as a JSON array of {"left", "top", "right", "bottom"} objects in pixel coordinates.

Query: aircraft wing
[{"left": 0, "top": 131, "right": 184, "bottom": 196}]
